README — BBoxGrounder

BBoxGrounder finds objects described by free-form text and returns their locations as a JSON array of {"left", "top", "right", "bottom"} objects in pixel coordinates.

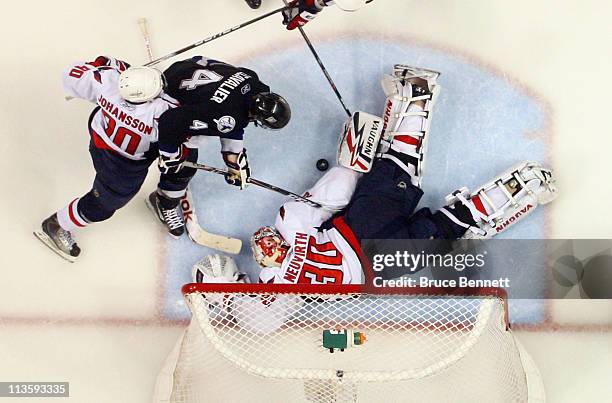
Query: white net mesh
[{"left": 154, "top": 285, "right": 533, "bottom": 403}]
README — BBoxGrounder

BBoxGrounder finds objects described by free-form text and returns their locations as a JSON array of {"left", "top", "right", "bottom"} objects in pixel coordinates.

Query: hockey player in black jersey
[{"left": 146, "top": 56, "right": 291, "bottom": 236}]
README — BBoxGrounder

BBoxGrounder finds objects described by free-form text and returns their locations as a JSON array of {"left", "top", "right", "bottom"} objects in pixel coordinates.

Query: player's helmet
[
  {"left": 251, "top": 226, "right": 290, "bottom": 267},
  {"left": 118, "top": 66, "right": 164, "bottom": 103},
  {"left": 249, "top": 92, "right": 291, "bottom": 130}
]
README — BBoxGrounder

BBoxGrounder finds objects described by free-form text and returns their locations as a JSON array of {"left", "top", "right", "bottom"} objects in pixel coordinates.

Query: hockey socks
[{"left": 57, "top": 197, "right": 89, "bottom": 232}]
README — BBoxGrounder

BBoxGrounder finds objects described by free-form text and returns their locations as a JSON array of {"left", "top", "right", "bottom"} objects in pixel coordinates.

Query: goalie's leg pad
[
  {"left": 377, "top": 64, "right": 441, "bottom": 187},
  {"left": 439, "top": 161, "right": 557, "bottom": 239}
]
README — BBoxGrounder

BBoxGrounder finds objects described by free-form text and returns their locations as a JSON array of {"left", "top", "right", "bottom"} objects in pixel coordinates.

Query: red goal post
[
  {"left": 181, "top": 282, "right": 511, "bottom": 329},
  {"left": 154, "top": 283, "right": 544, "bottom": 403}
]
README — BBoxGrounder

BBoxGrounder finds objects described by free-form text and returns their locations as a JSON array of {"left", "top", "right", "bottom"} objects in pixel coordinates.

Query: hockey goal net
[{"left": 154, "top": 284, "right": 544, "bottom": 403}]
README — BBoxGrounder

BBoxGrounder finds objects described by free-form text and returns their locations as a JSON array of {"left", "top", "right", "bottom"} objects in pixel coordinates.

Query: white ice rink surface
[{"left": 1, "top": 0, "right": 612, "bottom": 402}]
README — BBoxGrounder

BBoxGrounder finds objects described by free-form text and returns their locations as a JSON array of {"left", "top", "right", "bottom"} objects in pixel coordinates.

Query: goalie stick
[
  {"left": 183, "top": 161, "right": 343, "bottom": 212},
  {"left": 180, "top": 188, "right": 243, "bottom": 254}
]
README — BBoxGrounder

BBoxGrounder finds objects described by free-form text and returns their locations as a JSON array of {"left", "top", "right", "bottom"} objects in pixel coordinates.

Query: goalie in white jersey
[
  {"left": 190, "top": 64, "right": 557, "bottom": 334},
  {"left": 34, "top": 56, "right": 190, "bottom": 262},
  {"left": 244, "top": 64, "right": 558, "bottom": 286}
]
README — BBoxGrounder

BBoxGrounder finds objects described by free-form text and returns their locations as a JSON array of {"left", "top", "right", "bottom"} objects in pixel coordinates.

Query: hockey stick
[
  {"left": 144, "top": 6, "right": 289, "bottom": 67},
  {"left": 183, "top": 161, "right": 343, "bottom": 211},
  {"left": 138, "top": 18, "right": 154, "bottom": 62},
  {"left": 65, "top": 18, "right": 154, "bottom": 102},
  {"left": 180, "top": 189, "right": 243, "bottom": 254},
  {"left": 283, "top": 0, "right": 352, "bottom": 117}
]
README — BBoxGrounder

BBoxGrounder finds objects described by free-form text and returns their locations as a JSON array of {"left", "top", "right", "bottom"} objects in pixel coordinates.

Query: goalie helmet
[
  {"left": 118, "top": 66, "right": 164, "bottom": 103},
  {"left": 249, "top": 92, "right": 291, "bottom": 130},
  {"left": 251, "top": 226, "right": 290, "bottom": 268}
]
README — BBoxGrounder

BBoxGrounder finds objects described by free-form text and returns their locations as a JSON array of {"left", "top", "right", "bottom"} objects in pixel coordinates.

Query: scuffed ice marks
[{"left": 163, "top": 38, "right": 548, "bottom": 320}]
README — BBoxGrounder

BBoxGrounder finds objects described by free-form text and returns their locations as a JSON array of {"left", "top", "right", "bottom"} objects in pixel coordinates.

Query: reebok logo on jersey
[
  {"left": 120, "top": 101, "right": 136, "bottom": 111},
  {"left": 210, "top": 71, "right": 252, "bottom": 104},
  {"left": 214, "top": 116, "right": 236, "bottom": 133}
]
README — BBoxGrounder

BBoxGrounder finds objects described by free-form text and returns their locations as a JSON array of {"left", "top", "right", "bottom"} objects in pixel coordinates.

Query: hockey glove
[
  {"left": 223, "top": 149, "right": 251, "bottom": 190},
  {"left": 283, "top": 0, "right": 330, "bottom": 30},
  {"left": 192, "top": 254, "right": 249, "bottom": 284},
  {"left": 158, "top": 146, "right": 187, "bottom": 175},
  {"left": 88, "top": 56, "right": 130, "bottom": 71}
]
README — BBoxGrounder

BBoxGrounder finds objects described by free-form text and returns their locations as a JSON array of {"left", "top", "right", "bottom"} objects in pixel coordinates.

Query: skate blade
[
  {"left": 33, "top": 230, "right": 77, "bottom": 263},
  {"left": 145, "top": 197, "right": 181, "bottom": 240}
]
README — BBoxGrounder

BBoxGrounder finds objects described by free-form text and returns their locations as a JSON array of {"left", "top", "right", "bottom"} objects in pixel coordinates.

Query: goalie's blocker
[{"left": 337, "top": 111, "right": 384, "bottom": 173}]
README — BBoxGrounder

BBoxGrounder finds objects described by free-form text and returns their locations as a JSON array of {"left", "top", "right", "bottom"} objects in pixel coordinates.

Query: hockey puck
[{"left": 316, "top": 159, "right": 329, "bottom": 171}]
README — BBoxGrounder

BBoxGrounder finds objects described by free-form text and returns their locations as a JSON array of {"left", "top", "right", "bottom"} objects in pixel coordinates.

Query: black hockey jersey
[{"left": 158, "top": 56, "right": 270, "bottom": 154}]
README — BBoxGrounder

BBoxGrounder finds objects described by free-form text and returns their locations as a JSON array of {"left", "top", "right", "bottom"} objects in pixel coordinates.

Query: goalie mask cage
[{"left": 153, "top": 284, "right": 545, "bottom": 403}]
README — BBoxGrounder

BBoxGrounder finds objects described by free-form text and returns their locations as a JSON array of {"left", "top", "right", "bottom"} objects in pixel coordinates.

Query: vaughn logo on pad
[{"left": 337, "top": 111, "right": 383, "bottom": 173}]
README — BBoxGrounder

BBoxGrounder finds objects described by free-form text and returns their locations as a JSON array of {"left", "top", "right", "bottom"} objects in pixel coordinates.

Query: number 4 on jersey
[{"left": 180, "top": 69, "right": 223, "bottom": 91}]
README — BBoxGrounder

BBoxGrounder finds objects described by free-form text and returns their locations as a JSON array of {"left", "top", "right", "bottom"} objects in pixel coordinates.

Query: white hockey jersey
[
  {"left": 62, "top": 57, "right": 177, "bottom": 160},
  {"left": 258, "top": 167, "right": 366, "bottom": 285}
]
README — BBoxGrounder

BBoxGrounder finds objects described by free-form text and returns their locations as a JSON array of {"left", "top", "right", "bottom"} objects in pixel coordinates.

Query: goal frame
[
  {"left": 181, "top": 283, "right": 510, "bottom": 330},
  {"left": 154, "top": 283, "right": 544, "bottom": 403}
]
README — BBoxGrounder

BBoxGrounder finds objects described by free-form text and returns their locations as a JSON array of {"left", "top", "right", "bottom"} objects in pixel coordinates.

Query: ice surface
[{"left": 163, "top": 38, "right": 548, "bottom": 321}]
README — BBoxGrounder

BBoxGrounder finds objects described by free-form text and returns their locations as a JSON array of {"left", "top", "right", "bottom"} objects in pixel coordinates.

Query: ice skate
[
  {"left": 377, "top": 64, "right": 441, "bottom": 187},
  {"left": 146, "top": 191, "right": 185, "bottom": 238},
  {"left": 34, "top": 214, "right": 81, "bottom": 262},
  {"left": 440, "top": 161, "right": 557, "bottom": 239}
]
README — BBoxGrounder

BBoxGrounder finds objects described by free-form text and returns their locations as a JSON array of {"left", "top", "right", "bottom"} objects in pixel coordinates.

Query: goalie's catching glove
[
  {"left": 192, "top": 254, "right": 249, "bottom": 284},
  {"left": 283, "top": 0, "right": 330, "bottom": 30},
  {"left": 158, "top": 146, "right": 188, "bottom": 175},
  {"left": 192, "top": 254, "right": 249, "bottom": 315},
  {"left": 222, "top": 149, "right": 251, "bottom": 189}
]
